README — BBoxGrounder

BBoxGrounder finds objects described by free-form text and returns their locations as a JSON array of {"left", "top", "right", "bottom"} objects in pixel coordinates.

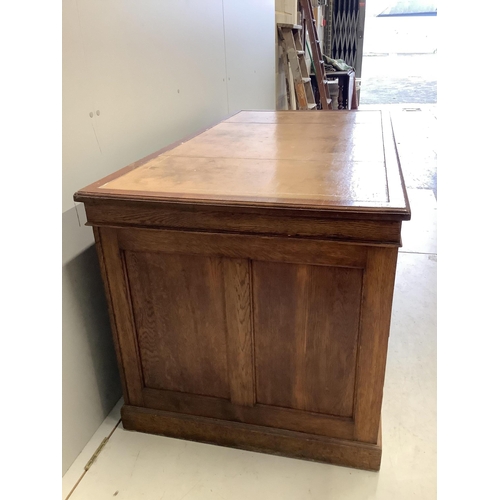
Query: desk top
[{"left": 75, "top": 110, "right": 410, "bottom": 220}]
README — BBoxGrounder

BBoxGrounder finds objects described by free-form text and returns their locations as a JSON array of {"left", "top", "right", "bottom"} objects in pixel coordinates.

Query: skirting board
[{"left": 121, "top": 405, "right": 382, "bottom": 471}]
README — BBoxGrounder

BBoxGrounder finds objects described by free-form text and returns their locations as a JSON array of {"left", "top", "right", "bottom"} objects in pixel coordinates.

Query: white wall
[{"left": 62, "top": 0, "right": 275, "bottom": 475}]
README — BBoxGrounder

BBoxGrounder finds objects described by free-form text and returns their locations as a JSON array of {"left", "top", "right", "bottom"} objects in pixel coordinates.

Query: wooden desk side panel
[
  {"left": 222, "top": 259, "right": 256, "bottom": 407},
  {"left": 83, "top": 200, "right": 406, "bottom": 244},
  {"left": 121, "top": 405, "right": 382, "bottom": 471},
  {"left": 253, "top": 262, "right": 363, "bottom": 417},
  {"left": 93, "top": 226, "right": 397, "bottom": 457},
  {"left": 124, "top": 252, "right": 231, "bottom": 399},
  {"left": 94, "top": 227, "right": 145, "bottom": 406},
  {"left": 353, "top": 247, "right": 399, "bottom": 443},
  {"left": 93, "top": 227, "right": 130, "bottom": 403}
]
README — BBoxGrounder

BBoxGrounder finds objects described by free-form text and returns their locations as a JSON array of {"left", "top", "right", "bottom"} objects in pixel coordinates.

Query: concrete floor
[
  {"left": 360, "top": 54, "right": 437, "bottom": 105},
  {"left": 359, "top": 9, "right": 437, "bottom": 105},
  {"left": 389, "top": 105, "right": 437, "bottom": 197},
  {"left": 62, "top": 107, "right": 437, "bottom": 500}
]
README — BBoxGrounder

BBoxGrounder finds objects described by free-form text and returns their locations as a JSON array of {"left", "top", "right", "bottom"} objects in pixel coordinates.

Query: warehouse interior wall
[{"left": 62, "top": 0, "right": 275, "bottom": 475}]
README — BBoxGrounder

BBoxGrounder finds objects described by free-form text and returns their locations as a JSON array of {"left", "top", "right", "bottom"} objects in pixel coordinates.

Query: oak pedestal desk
[{"left": 75, "top": 110, "right": 410, "bottom": 471}]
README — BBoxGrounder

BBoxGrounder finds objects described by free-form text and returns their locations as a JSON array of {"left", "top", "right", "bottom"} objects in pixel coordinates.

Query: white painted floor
[{"left": 63, "top": 111, "right": 437, "bottom": 500}]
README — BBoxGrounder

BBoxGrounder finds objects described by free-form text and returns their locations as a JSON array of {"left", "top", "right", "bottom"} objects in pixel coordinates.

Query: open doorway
[{"left": 360, "top": 0, "right": 437, "bottom": 105}]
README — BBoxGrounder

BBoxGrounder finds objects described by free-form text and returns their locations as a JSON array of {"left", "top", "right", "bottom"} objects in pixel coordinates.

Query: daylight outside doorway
[{"left": 359, "top": 0, "right": 437, "bottom": 105}]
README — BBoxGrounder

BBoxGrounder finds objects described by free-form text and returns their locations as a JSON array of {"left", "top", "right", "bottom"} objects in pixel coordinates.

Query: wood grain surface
[
  {"left": 74, "top": 111, "right": 410, "bottom": 218},
  {"left": 79, "top": 110, "right": 409, "bottom": 470},
  {"left": 122, "top": 405, "right": 382, "bottom": 471},
  {"left": 253, "top": 262, "right": 363, "bottom": 417},
  {"left": 125, "top": 251, "right": 230, "bottom": 399},
  {"left": 84, "top": 199, "right": 406, "bottom": 244},
  {"left": 353, "top": 246, "right": 399, "bottom": 443},
  {"left": 141, "top": 388, "right": 354, "bottom": 440},
  {"left": 222, "top": 258, "right": 255, "bottom": 407},
  {"left": 117, "top": 228, "right": 368, "bottom": 268}
]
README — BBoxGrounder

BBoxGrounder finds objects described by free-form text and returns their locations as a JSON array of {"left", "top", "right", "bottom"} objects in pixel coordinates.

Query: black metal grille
[{"left": 330, "top": 0, "right": 360, "bottom": 68}]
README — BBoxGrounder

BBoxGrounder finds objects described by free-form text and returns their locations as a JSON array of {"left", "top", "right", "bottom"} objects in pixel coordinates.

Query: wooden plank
[
  {"left": 280, "top": 28, "right": 309, "bottom": 110},
  {"left": 277, "top": 23, "right": 302, "bottom": 30},
  {"left": 122, "top": 405, "right": 381, "bottom": 471},
  {"left": 84, "top": 200, "right": 405, "bottom": 243},
  {"left": 90, "top": 154, "right": 398, "bottom": 205},
  {"left": 124, "top": 251, "right": 230, "bottom": 398},
  {"left": 279, "top": 36, "right": 297, "bottom": 110},
  {"left": 253, "top": 262, "right": 362, "bottom": 417},
  {"left": 287, "top": 61, "right": 298, "bottom": 110},
  {"left": 142, "top": 388, "right": 354, "bottom": 440},
  {"left": 353, "top": 246, "right": 399, "bottom": 443},
  {"left": 222, "top": 259, "right": 255, "bottom": 407},
  {"left": 281, "top": 26, "right": 316, "bottom": 109},
  {"left": 75, "top": 111, "right": 410, "bottom": 220},
  {"left": 117, "top": 228, "right": 368, "bottom": 268},
  {"left": 92, "top": 227, "right": 130, "bottom": 403},
  {"left": 73, "top": 110, "right": 242, "bottom": 195},
  {"left": 141, "top": 124, "right": 385, "bottom": 160},
  {"left": 299, "top": 0, "right": 332, "bottom": 109},
  {"left": 295, "top": 29, "right": 317, "bottom": 106},
  {"left": 98, "top": 228, "right": 144, "bottom": 406}
]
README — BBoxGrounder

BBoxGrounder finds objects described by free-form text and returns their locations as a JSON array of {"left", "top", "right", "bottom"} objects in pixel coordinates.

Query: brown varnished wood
[
  {"left": 83, "top": 199, "right": 406, "bottom": 244},
  {"left": 74, "top": 109, "right": 410, "bottom": 470},
  {"left": 124, "top": 251, "right": 230, "bottom": 399},
  {"left": 222, "top": 259, "right": 255, "bottom": 407},
  {"left": 142, "top": 388, "right": 354, "bottom": 440},
  {"left": 353, "top": 246, "right": 399, "bottom": 443},
  {"left": 88, "top": 130, "right": 386, "bottom": 204},
  {"left": 73, "top": 109, "right": 242, "bottom": 195},
  {"left": 96, "top": 157, "right": 389, "bottom": 207},
  {"left": 116, "top": 228, "right": 367, "bottom": 268},
  {"left": 74, "top": 111, "right": 410, "bottom": 219},
  {"left": 97, "top": 228, "right": 144, "bottom": 406},
  {"left": 92, "top": 227, "right": 130, "bottom": 404},
  {"left": 121, "top": 405, "right": 381, "bottom": 471},
  {"left": 253, "top": 262, "right": 362, "bottom": 417}
]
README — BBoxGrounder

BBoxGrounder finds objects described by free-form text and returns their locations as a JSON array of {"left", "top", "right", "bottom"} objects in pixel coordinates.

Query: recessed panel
[
  {"left": 125, "top": 251, "right": 229, "bottom": 399},
  {"left": 253, "top": 261, "right": 363, "bottom": 417}
]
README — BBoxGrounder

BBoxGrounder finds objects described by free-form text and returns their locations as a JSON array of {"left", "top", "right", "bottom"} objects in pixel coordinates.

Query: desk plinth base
[{"left": 121, "top": 405, "right": 382, "bottom": 471}]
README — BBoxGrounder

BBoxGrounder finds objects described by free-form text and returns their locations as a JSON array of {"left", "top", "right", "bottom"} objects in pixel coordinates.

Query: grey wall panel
[{"left": 62, "top": 0, "right": 275, "bottom": 475}]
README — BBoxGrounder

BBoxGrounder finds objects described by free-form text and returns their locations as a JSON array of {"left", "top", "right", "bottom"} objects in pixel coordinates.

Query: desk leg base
[{"left": 122, "top": 405, "right": 382, "bottom": 471}]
